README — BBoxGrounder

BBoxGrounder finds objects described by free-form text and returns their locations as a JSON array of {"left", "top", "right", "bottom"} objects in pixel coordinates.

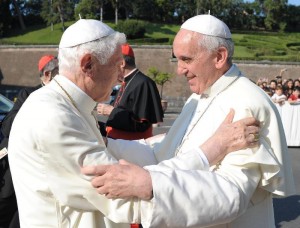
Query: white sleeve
[
  {"left": 107, "top": 138, "right": 158, "bottom": 166},
  {"left": 145, "top": 147, "right": 209, "bottom": 171},
  {"left": 140, "top": 151, "right": 261, "bottom": 227},
  {"left": 107, "top": 138, "right": 209, "bottom": 169},
  {"left": 40, "top": 111, "right": 140, "bottom": 224}
]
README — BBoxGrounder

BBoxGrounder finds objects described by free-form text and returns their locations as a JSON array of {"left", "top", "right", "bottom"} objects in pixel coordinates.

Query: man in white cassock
[
  {"left": 8, "top": 19, "right": 260, "bottom": 227},
  {"left": 83, "top": 15, "right": 296, "bottom": 228}
]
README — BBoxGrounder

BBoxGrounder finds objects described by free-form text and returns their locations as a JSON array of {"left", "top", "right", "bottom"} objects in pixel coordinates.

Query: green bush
[
  {"left": 239, "top": 38, "right": 248, "bottom": 43},
  {"left": 255, "top": 52, "right": 265, "bottom": 57},
  {"left": 147, "top": 67, "right": 173, "bottom": 98},
  {"left": 116, "top": 20, "right": 147, "bottom": 39},
  {"left": 131, "top": 37, "right": 169, "bottom": 44},
  {"left": 273, "top": 50, "right": 286, "bottom": 56},
  {"left": 286, "top": 42, "right": 300, "bottom": 51}
]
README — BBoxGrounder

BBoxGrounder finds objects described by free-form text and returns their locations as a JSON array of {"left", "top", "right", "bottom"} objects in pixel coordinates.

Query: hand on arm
[
  {"left": 81, "top": 109, "right": 260, "bottom": 200},
  {"left": 201, "top": 109, "right": 260, "bottom": 165},
  {"left": 81, "top": 159, "right": 153, "bottom": 200}
]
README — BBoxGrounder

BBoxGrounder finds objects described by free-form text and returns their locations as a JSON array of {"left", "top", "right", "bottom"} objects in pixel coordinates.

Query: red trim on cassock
[{"left": 106, "top": 126, "right": 153, "bottom": 140}]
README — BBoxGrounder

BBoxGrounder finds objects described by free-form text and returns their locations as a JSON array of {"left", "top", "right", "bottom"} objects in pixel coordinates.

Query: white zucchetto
[
  {"left": 181, "top": 15, "right": 232, "bottom": 39},
  {"left": 59, "top": 19, "right": 115, "bottom": 48}
]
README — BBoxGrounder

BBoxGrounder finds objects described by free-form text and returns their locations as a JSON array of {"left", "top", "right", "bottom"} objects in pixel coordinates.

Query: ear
[
  {"left": 43, "top": 71, "right": 51, "bottom": 79},
  {"left": 215, "top": 47, "right": 228, "bottom": 69},
  {"left": 81, "top": 54, "right": 93, "bottom": 74},
  {"left": 120, "top": 59, "right": 126, "bottom": 68}
]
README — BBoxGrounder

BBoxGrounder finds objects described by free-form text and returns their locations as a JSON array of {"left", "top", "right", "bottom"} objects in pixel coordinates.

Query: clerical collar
[
  {"left": 124, "top": 68, "right": 138, "bottom": 81},
  {"left": 52, "top": 75, "right": 97, "bottom": 113},
  {"left": 200, "top": 64, "right": 241, "bottom": 99}
]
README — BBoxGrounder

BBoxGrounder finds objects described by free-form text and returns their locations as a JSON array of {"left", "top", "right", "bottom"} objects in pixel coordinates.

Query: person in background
[
  {"left": 288, "top": 86, "right": 300, "bottom": 104},
  {"left": 276, "top": 75, "right": 283, "bottom": 86},
  {"left": 83, "top": 14, "right": 295, "bottom": 228},
  {"left": 293, "top": 79, "right": 300, "bottom": 88},
  {"left": 256, "top": 78, "right": 264, "bottom": 89},
  {"left": 97, "top": 43, "right": 164, "bottom": 140},
  {"left": 269, "top": 79, "right": 277, "bottom": 94},
  {"left": 8, "top": 19, "right": 261, "bottom": 228},
  {"left": 262, "top": 80, "right": 268, "bottom": 89},
  {"left": 263, "top": 86, "right": 273, "bottom": 97},
  {"left": 0, "top": 54, "right": 58, "bottom": 228},
  {"left": 272, "top": 85, "right": 287, "bottom": 106},
  {"left": 283, "top": 78, "right": 294, "bottom": 98}
]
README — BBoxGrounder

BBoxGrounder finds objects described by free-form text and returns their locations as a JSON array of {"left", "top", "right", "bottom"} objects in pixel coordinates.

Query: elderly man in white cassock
[
  {"left": 82, "top": 15, "right": 296, "bottom": 228},
  {"left": 8, "top": 19, "right": 261, "bottom": 227}
]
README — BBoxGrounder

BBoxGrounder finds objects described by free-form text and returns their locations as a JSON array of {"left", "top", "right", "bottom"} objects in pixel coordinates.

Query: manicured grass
[
  {"left": 232, "top": 32, "right": 300, "bottom": 61},
  {"left": 1, "top": 21, "right": 300, "bottom": 62}
]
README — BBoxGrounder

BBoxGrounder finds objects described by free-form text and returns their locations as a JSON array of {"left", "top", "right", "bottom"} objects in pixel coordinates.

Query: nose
[{"left": 177, "top": 64, "right": 188, "bottom": 76}]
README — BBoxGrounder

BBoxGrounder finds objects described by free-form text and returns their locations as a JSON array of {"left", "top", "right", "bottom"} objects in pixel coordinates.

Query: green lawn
[{"left": 1, "top": 21, "right": 300, "bottom": 62}]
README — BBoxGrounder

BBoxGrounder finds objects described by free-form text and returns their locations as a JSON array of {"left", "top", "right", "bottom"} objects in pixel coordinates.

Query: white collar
[{"left": 51, "top": 75, "right": 97, "bottom": 113}]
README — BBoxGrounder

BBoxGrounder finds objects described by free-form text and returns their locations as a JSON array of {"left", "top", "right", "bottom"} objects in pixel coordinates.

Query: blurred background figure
[
  {"left": 283, "top": 78, "right": 294, "bottom": 98},
  {"left": 97, "top": 43, "right": 164, "bottom": 140},
  {"left": 288, "top": 86, "right": 300, "bottom": 104},
  {"left": 272, "top": 85, "right": 287, "bottom": 106}
]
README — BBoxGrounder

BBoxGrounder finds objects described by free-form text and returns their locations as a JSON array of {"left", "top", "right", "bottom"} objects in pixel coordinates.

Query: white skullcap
[
  {"left": 59, "top": 19, "right": 115, "bottom": 48},
  {"left": 181, "top": 15, "right": 231, "bottom": 39}
]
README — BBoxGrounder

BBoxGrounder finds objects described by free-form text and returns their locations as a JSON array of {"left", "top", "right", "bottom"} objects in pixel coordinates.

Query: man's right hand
[{"left": 81, "top": 160, "right": 153, "bottom": 200}]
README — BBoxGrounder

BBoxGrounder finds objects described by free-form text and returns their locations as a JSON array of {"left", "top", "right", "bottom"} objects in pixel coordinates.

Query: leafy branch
[{"left": 148, "top": 67, "right": 173, "bottom": 99}]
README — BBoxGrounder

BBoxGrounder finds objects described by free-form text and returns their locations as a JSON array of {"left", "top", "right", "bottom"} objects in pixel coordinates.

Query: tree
[
  {"left": 22, "top": 0, "right": 43, "bottom": 26},
  {"left": 12, "top": 0, "right": 26, "bottom": 30},
  {"left": 98, "top": 0, "right": 107, "bottom": 21},
  {"left": 154, "top": 0, "right": 175, "bottom": 23},
  {"left": 75, "top": 0, "right": 108, "bottom": 21},
  {"left": 254, "top": 0, "right": 288, "bottom": 31},
  {"left": 41, "top": 0, "right": 74, "bottom": 31},
  {"left": 285, "top": 5, "right": 300, "bottom": 32},
  {"left": 148, "top": 67, "right": 173, "bottom": 99},
  {"left": 264, "top": 0, "right": 287, "bottom": 30},
  {"left": 109, "top": 0, "right": 118, "bottom": 24},
  {"left": 130, "top": 0, "right": 156, "bottom": 21},
  {"left": 0, "top": 0, "right": 13, "bottom": 37},
  {"left": 174, "top": 0, "right": 198, "bottom": 23}
]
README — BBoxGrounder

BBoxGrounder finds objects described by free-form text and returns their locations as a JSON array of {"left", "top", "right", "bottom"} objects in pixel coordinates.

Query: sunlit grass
[{"left": 1, "top": 20, "right": 300, "bottom": 61}]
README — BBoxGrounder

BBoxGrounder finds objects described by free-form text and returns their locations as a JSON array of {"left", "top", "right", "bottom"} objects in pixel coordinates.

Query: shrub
[
  {"left": 255, "top": 52, "right": 265, "bottom": 57},
  {"left": 273, "top": 50, "right": 286, "bottom": 56},
  {"left": 116, "top": 20, "right": 147, "bottom": 39},
  {"left": 147, "top": 67, "right": 173, "bottom": 99},
  {"left": 131, "top": 37, "right": 169, "bottom": 44},
  {"left": 286, "top": 42, "right": 300, "bottom": 51}
]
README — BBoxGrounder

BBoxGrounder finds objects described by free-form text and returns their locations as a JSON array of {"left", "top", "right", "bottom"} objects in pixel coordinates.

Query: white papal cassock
[
  {"left": 9, "top": 64, "right": 295, "bottom": 228},
  {"left": 8, "top": 75, "right": 210, "bottom": 228},
  {"left": 111, "top": 65, "right": 295, "bottom": 227}
]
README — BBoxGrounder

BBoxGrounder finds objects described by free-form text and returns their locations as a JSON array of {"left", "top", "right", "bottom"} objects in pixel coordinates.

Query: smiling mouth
[{"left": 186, "top": 75, "right": 195, "bottom": 81}]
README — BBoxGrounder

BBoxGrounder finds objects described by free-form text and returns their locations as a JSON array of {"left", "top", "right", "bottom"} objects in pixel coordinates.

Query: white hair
[
  {"left": 198, "top": 34, "right": 234, "bottom": 64},
  {"left": 58, "top": 32, "right": 126, "bottom": 73}
]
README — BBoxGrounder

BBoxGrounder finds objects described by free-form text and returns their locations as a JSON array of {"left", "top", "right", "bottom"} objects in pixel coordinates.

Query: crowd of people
[{"left": 256, "top": 76, "right": 300, "bottom": 105}]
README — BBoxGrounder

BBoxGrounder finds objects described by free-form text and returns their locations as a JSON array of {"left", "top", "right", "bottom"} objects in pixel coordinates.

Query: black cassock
[{"left": 105, "top": 69, "right": 164, "bottom": 140}]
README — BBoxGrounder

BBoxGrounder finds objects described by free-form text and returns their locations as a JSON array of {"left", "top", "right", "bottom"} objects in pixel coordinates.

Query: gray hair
[
  {"left": 58, "top": 32, "right": 126, "bottom": 73},
  {"left": 40, "top": 58, "right": 59, "bottom": 76},
  {"left": 198, "top": 34, "right": 234, "bottom": 64}
]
